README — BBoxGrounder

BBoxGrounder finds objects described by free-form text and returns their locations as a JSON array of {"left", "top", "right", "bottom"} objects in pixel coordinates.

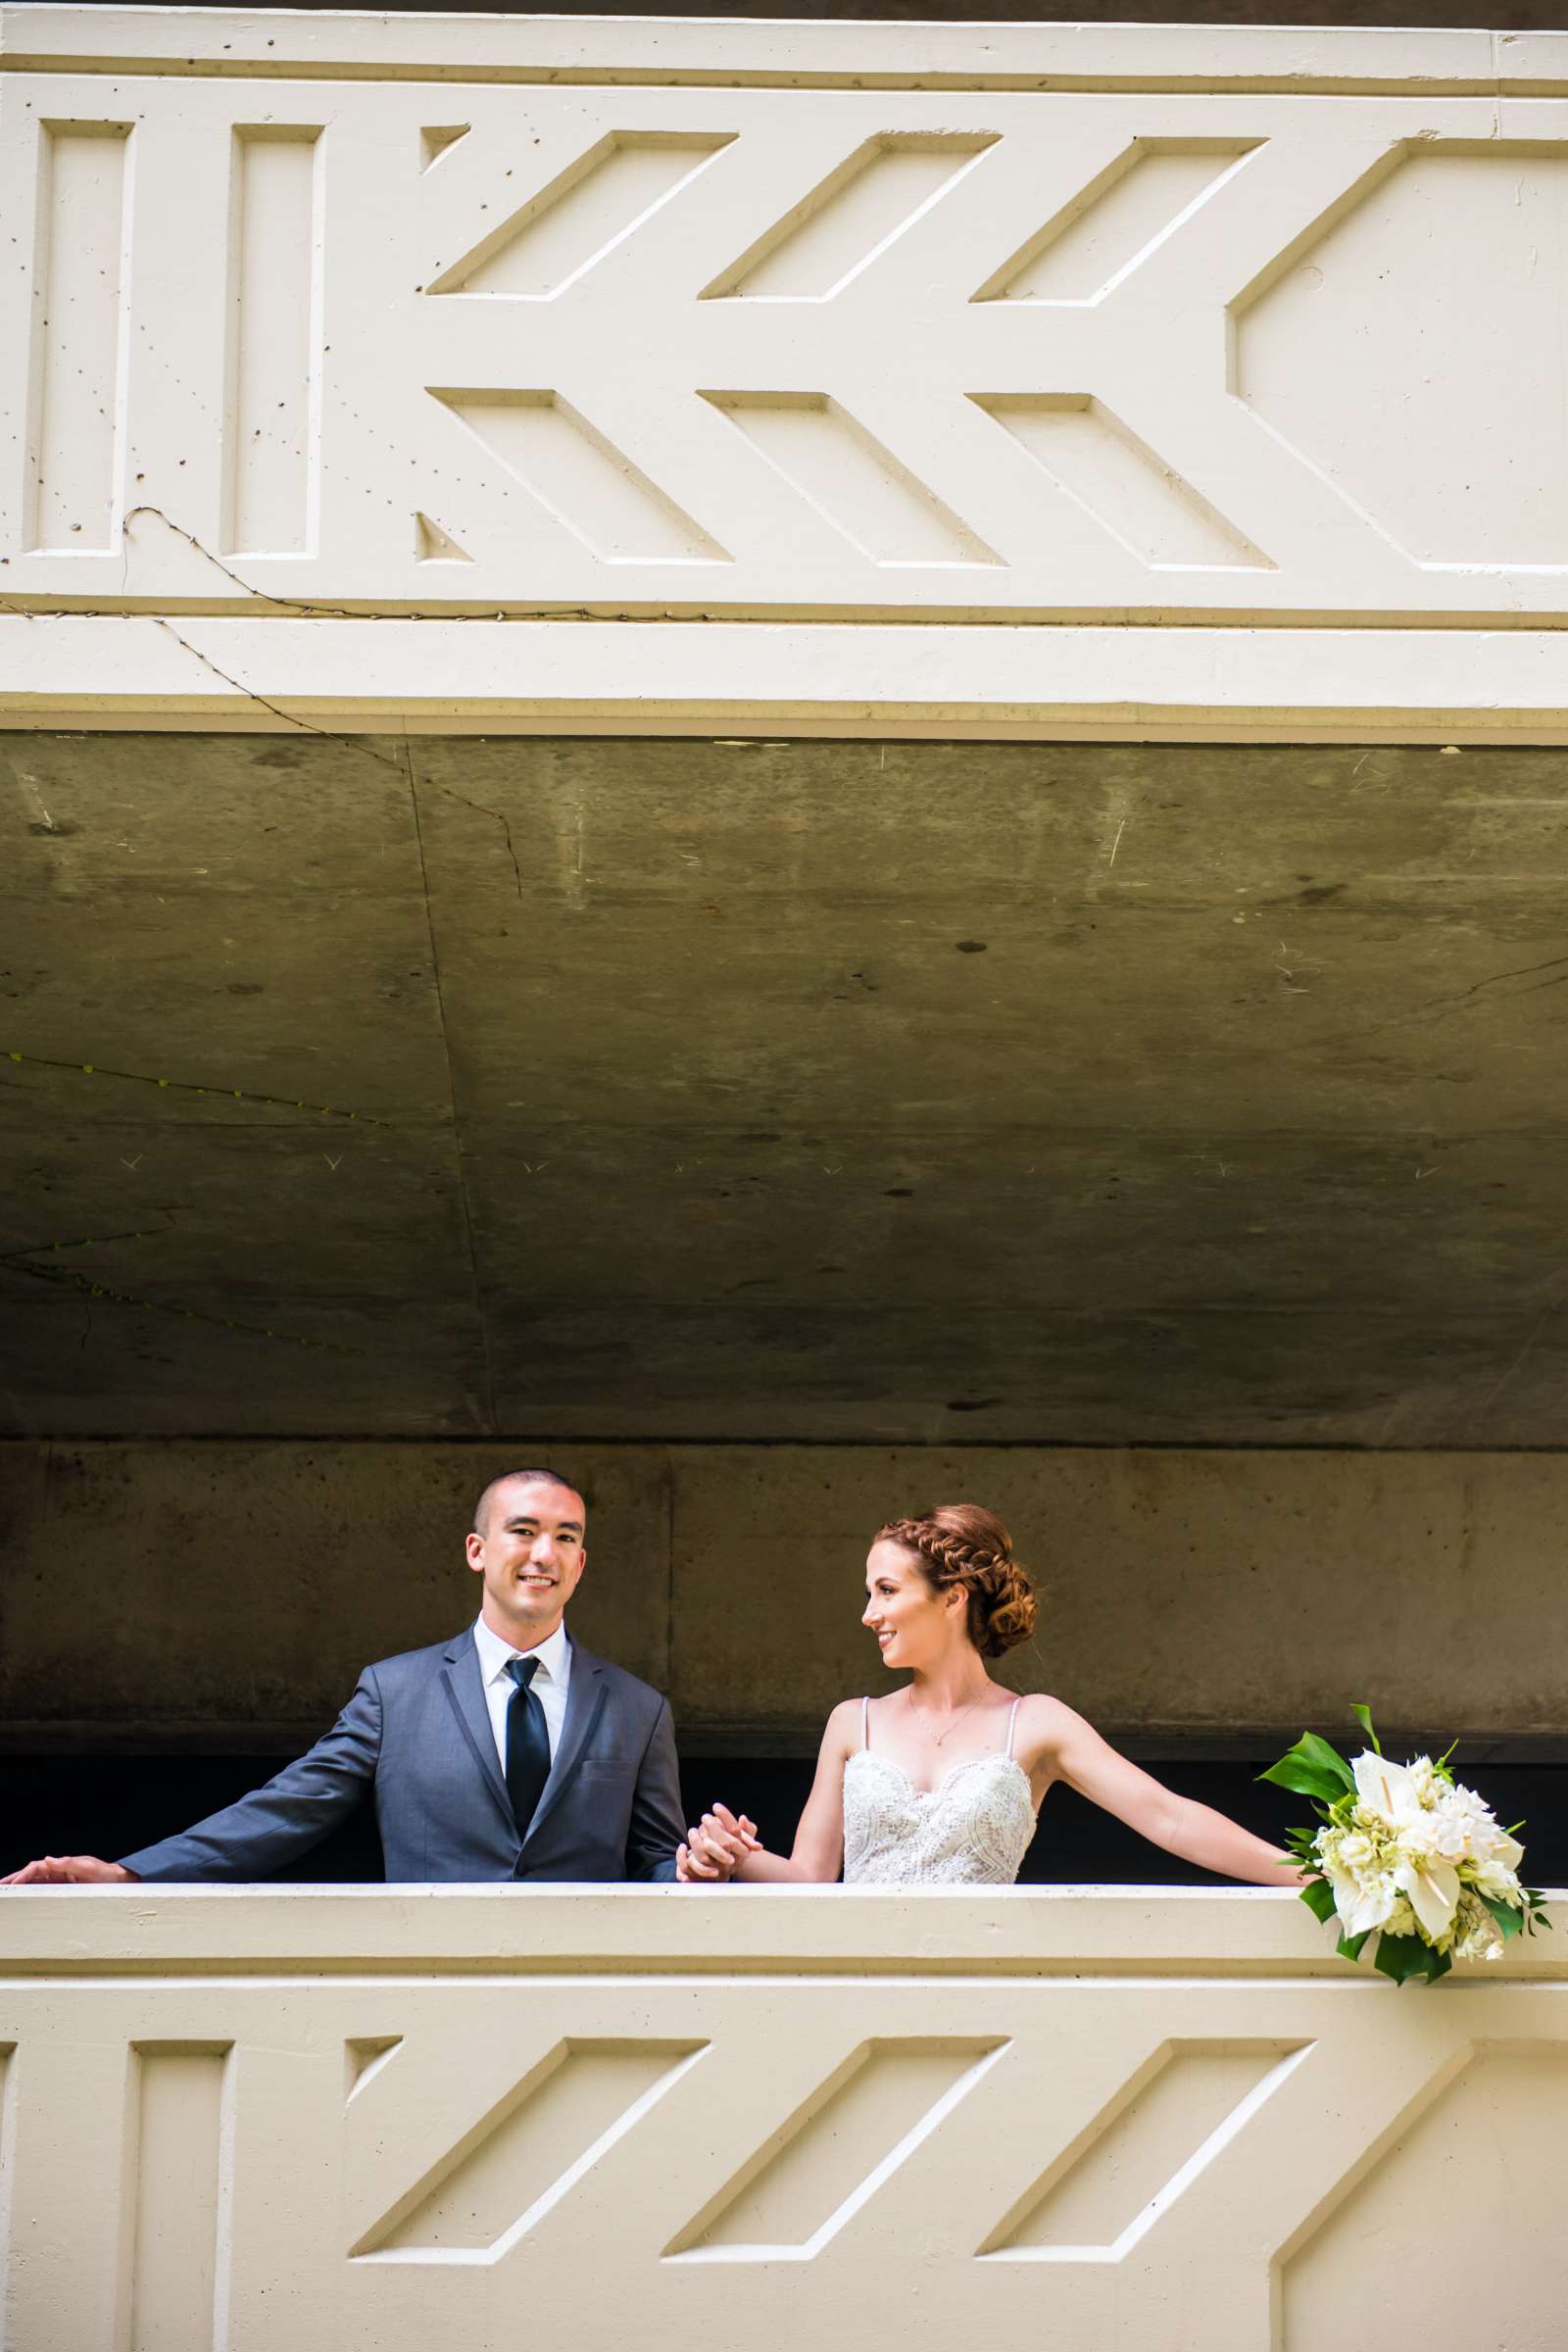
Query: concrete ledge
[
  {"left": 1, "top": 1880, "right": 1562, "bottom": 1977},
  {"left": 2, "top": 13, "right": 1556, "bottom": 93},
  {"left": 7, "top": 619, "right": 1568, "bottom": 742}
]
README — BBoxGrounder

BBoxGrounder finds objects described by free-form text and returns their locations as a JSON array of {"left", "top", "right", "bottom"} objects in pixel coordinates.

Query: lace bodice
[{"left": 842, "top": 1697, "right": 1037, "bottom": 1886}]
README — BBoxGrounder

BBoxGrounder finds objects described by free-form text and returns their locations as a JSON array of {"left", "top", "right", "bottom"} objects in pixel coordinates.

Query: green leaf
[
  {"left": 1337, "top": 1928, "right": 1372, "bottom": 1962},
  {"left": 1259, "top": 1760, "right": 1342, "bottom": 1802},
  {"left": 1296, "top": 1731, "right": 1356, "bottom": 1789},
  {"left": 1300, "top": 1876, "right": 1338, "bottom": 1926},
  {"left": 1479, "top": 1892, "right": 1525, "bottom": 1941},
  {"left": 1349, "top": 1703, "right": 1381, "bottom": 1755},
  {"left": 1372, "top": 1932, "right": 1443, "bottom": 1987},
  {"left": 1259, "top": 1734, "right": 1355, "bottom": 1804}
]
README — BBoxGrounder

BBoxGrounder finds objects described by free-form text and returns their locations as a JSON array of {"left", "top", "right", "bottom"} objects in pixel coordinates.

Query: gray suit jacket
[{"left": 120, "top": 1631, "right": 685, "bottom": 1884}]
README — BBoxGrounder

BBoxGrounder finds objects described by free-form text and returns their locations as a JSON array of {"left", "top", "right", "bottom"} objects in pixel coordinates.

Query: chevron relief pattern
[
  {"left": 700, "top": 133, "right": 999, "bottom": 302},
  {"left": 979, "top": 2040, "right": 1311, "bottom": 2260},
  {"left": 351, "top": 2040, "right": 707, "bottom": 2262},
  {"left": 429, "top": 389, "right": 730, "bottom": 563},
  {"left": 346, "top": 2030, "right": 1304, "bottom": 2273},
  {"left": 703, "top": 393, "right": 1000, "bottom": 566},
  {"left": 973, "top": 395, "right": 1272, "bottom": 569},
  {"left": 427, "top": 132, "right": 736, "bottom": 298},
  {"left": 404, "top": 111, "right": 1278, "bottom": 592},
  {"left": 667, "top": 2038, "right": 1007, "bottom": 2259},
  {"left": 24, "top": 81, "right": 1550, "bottom": 615},
  {"left": 11, "top": 1978, "right": 1565, "bottom": 2352},
  {"left": 972, "top": 140, "right": 1263, "bottom": 305},
  {"left": 405, "top": 112, "right": 1273, "bottom": 584}
]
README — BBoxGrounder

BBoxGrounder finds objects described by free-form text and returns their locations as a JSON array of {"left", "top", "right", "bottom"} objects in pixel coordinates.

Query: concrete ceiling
[{"left": 5, "top": 730, "right": 1568, "bottom": 1446}]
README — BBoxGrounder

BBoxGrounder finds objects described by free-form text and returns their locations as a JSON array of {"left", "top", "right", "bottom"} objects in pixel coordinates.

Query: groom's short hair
[{"left": 472, "top": 1466, "right": 584, "bottom": 1535}]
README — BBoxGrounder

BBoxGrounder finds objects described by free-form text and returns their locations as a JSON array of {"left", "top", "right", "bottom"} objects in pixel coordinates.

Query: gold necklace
[{"left": 907, "top": 1694, "right": 984, "bottom": 1748}]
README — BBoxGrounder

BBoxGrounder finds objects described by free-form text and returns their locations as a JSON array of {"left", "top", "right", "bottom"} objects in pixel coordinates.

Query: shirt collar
[{"left": 473, "top": 1613, "right": 571, "bottom": 1689}]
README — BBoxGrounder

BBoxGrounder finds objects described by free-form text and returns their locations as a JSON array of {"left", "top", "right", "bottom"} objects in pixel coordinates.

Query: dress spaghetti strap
[
  {"left": 1004, "top": 1697, "right": 1021, "bottom": 1759},
  {"left": 861, "top": 1695, "right": 871, "bottom": 1751}
]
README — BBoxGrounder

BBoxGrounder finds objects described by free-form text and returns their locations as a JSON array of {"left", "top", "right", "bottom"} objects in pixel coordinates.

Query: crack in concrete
[
  {"left": 9, "top": 504, "right": 643, "bottom": 627},
  {"left": 439, "top": 784, "right": 524, "bottom": 903},
  {"left": 407, "top": 739, "right": 498, "bottom": 1433},
  {"left": 145, "top": 614, "right": 407, "bottom": 775},
  {"left": 1284, "top": 953, "right": 1568, "bottom": 1059},
  {"left": 4, "top": 1051, "right": 389, "bottom": 1127},
  {"left": 0, "top": 1229, "right": 369, "bottom": 1357}
]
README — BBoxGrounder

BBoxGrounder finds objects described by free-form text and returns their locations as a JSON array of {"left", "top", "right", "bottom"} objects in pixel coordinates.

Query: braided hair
[{"left": 874, "top": 1504, "right": 1037, "bottom": 1658}]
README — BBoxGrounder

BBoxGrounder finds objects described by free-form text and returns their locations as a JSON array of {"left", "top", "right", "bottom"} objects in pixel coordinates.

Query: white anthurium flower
[
  {"left": 1394, "top": 1852, "right": 1460, "bottom": 1942},
  {"left": 1351, "top": 1751, "right": 1429, "bottom": 1830},
  {"left": 1325, "top": 1865, "right": 1398, "bottom": 1939}
]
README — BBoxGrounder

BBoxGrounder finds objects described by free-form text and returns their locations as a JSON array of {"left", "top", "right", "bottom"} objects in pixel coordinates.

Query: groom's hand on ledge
[{"left": 2, "top": 1855, "right": 138, "bottom": 1886}]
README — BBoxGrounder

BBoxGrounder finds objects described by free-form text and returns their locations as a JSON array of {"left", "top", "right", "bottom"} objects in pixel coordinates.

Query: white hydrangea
[{"left": 1451, "top": 1890, "right": 1506, "bottom": 1964}]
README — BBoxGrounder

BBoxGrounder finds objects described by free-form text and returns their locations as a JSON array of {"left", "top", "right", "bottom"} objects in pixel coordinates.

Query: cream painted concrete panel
[
  {"left": 24, "top": 121, "right": 132, "bottom": 554},
  {"left": 130, "top": 2046, "right": 228, "bottom": 2351},
  {"left": 3, "top": 22, "right": 1568, "bottom": 626},
  {"left": 3, "top": 1441, "right": 1568, "bottom": 1745},
  {"left": 223, "top": 128, "right": 322, "bottom": 558},
  {"left": 0, "top": 1888, "right": 1564, "bottom": 2352},
  {"left": 11, "top": 615, "right": 1568, "bottom": 742}
]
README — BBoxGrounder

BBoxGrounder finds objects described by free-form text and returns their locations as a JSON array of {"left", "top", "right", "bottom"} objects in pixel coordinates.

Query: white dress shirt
[{"left": 473, "top": 1614, "right": 572, "bottom": 1773}]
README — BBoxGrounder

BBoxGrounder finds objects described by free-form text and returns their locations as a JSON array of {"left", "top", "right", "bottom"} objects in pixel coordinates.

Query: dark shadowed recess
[
  {"left": 151, "top": 0, "right": 1568, "bottom": 27},
  {"left": 2, "top": 1752, "right": 1563, "bottom": 1886}
]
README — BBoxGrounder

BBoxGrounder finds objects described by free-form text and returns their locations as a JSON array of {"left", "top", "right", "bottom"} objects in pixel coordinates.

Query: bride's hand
[
  {"left": 675, "top": 1808, "right": 759, "bottom": 1883},
  {"left": 709, "top": 1804, "right": 760, "bottom": 1857}
]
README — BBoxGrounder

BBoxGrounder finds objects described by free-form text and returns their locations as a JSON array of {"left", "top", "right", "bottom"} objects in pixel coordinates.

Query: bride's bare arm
[
  {"left": 1025, "top": 1696, "right": 1303, "bottom": 1887},
  {"left": 681, "top": 1702, "right": 858, "bottom": 1885}
]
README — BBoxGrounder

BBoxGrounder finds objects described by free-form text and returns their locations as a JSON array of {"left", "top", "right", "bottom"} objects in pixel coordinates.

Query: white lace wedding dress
[{"left": 842, "top": 1695, "right": 1037, "bottom": 1886}]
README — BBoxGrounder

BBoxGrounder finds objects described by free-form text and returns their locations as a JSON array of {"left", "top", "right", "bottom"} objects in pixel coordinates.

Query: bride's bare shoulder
[
  {"left": 818, "top": 1696, "right": 865, "bottom": 1755},
  {"left": 1012, "top": 1691, "right": 1095, "bottom": 1758}
]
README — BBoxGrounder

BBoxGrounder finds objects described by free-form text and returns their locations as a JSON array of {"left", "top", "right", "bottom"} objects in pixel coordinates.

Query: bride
[{"left": 677, "top": 1504, "right": 1302, "bottom": 1889}]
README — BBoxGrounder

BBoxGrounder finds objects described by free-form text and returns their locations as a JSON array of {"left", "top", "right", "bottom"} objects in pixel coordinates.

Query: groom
[{"left": 1, "top": 1467, "right": 686, "bottom": 1886}]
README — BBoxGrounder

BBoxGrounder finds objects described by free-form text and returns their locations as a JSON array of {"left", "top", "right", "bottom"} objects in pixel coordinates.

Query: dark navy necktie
[{"left": 504, "top": 1656, "right": 552, "bottom": 1841}]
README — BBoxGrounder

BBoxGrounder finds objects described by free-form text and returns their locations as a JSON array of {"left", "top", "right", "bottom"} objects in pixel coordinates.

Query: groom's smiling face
[{"left": 466, "top": 1476, "right": 588, "bottom": 1648}]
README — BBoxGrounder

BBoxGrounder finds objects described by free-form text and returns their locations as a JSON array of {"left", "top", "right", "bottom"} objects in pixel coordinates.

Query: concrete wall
[
  {"left": 3, "top": 1886, "right": 1565, "bottom": 2352},
  {"left": 4, "top": 1440, "right": 1565, "bottom": 1751},
  {"left": 8, "top": 14, "right": 1568, "bottom": 741}
]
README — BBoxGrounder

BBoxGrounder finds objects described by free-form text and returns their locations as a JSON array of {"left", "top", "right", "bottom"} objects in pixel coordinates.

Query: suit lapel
[
  {"left": 438, "top": 1633, "right": 514, "bottom": 1829},
  {"left": 523, "top": 1642, "right": 607, "bottom": 1849}
]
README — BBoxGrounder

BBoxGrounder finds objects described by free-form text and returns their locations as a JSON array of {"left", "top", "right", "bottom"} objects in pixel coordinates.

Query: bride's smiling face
[{"left": 862, "top": 1539, "right": 966, "bottom": 1670}]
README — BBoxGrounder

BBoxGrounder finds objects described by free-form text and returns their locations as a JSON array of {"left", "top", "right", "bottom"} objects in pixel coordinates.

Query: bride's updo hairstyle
[{"left": 874, "top": 1504, "right": 1037, "bottom": 1658}]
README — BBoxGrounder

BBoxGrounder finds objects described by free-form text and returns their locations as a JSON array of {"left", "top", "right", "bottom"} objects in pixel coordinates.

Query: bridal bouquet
[{"left": 1262, "top": 1706, "right": 1548, "bottom": 1985}]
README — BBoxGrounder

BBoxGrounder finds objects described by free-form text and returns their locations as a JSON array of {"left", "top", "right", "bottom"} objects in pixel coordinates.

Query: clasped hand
[{"left": 676, "top": 1803, "right": 759, "bottom": 1883}]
